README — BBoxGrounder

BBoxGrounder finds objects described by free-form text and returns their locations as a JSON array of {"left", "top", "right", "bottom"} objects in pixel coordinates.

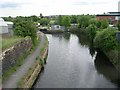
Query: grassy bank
[
  {"left": 104, "top": 46, "right": 120, "bottom": 72},
  {"left": 70, "top": 27, "right": 120, "bottom": 72},
  {"left": 2, "top": 36, "right": 40, "bottom": 82},
  {"left": 2, "top": 36, "right": 24, "bottom": 51}
]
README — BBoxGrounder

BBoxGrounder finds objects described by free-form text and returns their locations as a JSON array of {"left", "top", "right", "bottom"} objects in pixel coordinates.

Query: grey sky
[{"left": 0, "top": 0, "right": 119, "bottom": 17}]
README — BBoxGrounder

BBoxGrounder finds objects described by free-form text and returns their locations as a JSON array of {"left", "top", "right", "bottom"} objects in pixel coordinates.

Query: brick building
[{"left": 96, "top": 12, "right": 120, "bottom": 25}]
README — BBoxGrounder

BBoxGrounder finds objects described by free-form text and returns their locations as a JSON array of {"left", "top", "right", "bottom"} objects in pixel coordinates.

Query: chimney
[{"left": 118, "top": 1, "right": 120, "bottom": 12}]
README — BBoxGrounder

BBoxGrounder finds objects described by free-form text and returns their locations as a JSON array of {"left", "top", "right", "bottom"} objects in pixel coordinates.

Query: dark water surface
[{"left": 34, "top": 33, "right": 120, "bottom": 88}]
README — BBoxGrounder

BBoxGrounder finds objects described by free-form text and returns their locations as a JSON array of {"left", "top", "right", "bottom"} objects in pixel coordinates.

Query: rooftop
[{"left": 96, "top": 14, "right": 120, "bottom": 16}]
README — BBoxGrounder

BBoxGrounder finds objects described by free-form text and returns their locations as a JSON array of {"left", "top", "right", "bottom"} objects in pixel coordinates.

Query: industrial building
[{"left": 96, "top": 1, "right": 120, "bottom": 25}]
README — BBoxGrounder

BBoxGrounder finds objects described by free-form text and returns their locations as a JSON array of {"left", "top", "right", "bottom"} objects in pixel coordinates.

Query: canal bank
[
  {"left": 3, "top": 32, "right": 49, "bottom": 88},
  {"left": 17, "top": 34, "right": 49, "bottom": 88},
  {"left": 70, "top": 28, "right": 120, "bottom": 73},
  {"left": 40, "top": 30, "right": 64, "bottom": 34},
  {"left": 33, "top": 33, "right": 120, "bottom": 88}
]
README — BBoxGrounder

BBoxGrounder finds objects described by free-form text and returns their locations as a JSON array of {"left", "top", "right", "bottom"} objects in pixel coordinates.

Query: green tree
[
  {"left": 58, "top": 15, "right": 63, "bottom": 26},
  {"left": 14, "top": 20, "right": 37, "bottom": 45},
  {"left": 87, "top": 24, "right": 97, "bottom": 41},
  {"left": 40, "top": 13, "right": 43, "bottom": 18},
  {"left": 96, "top": 20, "right": 101, "bottom": 28},
  {"left": 94, "top": 28, "right": 118, "bottom": 52},
  {"left": 89, "top": 19, "right": 97, "bottom": 26},
  {"left": 62, "top": 16, "right": 71, "bottom": 28},
  {"left": 39, "top": 18, "right": 50, "bottom": 26},
  {"left": 101, "top": 19, "right": 109, "bottom": 29},
  {"left": 70, "top": 15, "right": 77, "bottom": 24},
  {"left": 77, "top": 15, "right": 91, "bottom": 28},
  {"left": 30, "top": 15, "right": 39, "bottom": 22}
]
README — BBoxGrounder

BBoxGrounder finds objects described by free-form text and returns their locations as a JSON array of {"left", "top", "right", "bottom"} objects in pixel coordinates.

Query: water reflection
[
  {"left": 89, "top": 42, "right": 96, "bottom": 58},
  {"left": 51, "top": 33, "right": 71, "bottom": 42},
  {"left": 94, "top": 51, "right": 120, "bottom": 87},
  {"left": 77, "top": 34, "right": 90, "bottom": 47},
  {"left": 77, "top": 34, "right": 96, "bottom": 57},
  {"left": 63, "top": 32, "right": 71, "bottom": 41},
  {"left": 77, "top": 33, "right": 120, "bottom": 87},
  {"left": 34, "top": 33, "right": 120, "bottom": 88}
]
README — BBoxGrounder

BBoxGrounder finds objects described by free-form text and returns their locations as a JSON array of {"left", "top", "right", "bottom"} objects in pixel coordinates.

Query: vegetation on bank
[
  {"left": 69, "top": 15, "right": 120, "bottom": 71},
  {"left": 3, "top": 14, "right": 120, "bottom": 71},
  {"left": 2, "top": 36, "right": 23, "bottom": 51},
  {"left": 17, "top": 34, "right": 48, "bottom": 88},
  {"left": 2, "top": 36, "right": 40, "bottom": 82},
  {"left": 2, "top": 16, "right": 40, "bottom": 82}
]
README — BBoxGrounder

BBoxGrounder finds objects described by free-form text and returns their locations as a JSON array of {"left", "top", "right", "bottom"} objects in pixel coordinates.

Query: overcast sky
[{"left": 0, "top": 0, "right": 120, "bottom": 17}]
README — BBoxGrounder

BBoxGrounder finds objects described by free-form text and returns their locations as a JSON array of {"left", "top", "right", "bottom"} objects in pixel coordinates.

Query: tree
[
  {"left": 87, "top": 24, "right": 97, "bottom": 41},
  {"left": 58, "top": 15, "right": 63, "bottom": 26},
  {"left": 70, "top": 15, "right": 77, "bottom": 24},
  {"left": 89, "top": 19, "right": 97, "bottom": 26},
  {"left": 39, "top": 18, "right": 50, "bottom": 26},
  {"left": 94, "top": 28, "right": 117, "bottom": 52},
  {"left": 101, "top": 19, "right": 109, "bottom": 29},
  {"left": 14, "top": 20, "right": 37, "bottom": 45},
  {"left": 62, "top": 16, "right": 71, "bottom": 28},
  {"left": 96, "top": 21, "right": 101, "bottom": 28},
  {"left": 40, "top": 13, "right": 43, "bottom": 18},
  {"left": 77, "top": 15, "right": 91, "bottom": 28},
  {"left": 2, "top": 16, "right": 13, "bottom": 22},
  {"left": 30, "top": 15, "right": 39, "bottom": 22}
]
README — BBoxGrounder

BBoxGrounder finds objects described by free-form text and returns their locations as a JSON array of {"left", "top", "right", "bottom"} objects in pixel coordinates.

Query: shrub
[
  {"left": 14, "top": 20, "right": 37, "bottom": 46},
  {"left": 94, "top": 28, "right": 118, "bottom": 52},
  {"left": 100, "top": 19, "right": 109, "bottom": 29},
  {"left": 87, "top": 24, "right": 97, "bottom": 41}
]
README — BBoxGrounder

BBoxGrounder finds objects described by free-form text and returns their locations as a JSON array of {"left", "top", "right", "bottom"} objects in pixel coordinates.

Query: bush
[
  {"left": 14, "top": 20, "right": 37, "bottom": 46},
  {"left": 94, "top": 28, "right": 118, "bottom": 52},
  {"left": 87, "top": 24, "right": 97, "bottom": 41},
  {"left": 100, "top": 19, "right": 109, "bottom": 29}
]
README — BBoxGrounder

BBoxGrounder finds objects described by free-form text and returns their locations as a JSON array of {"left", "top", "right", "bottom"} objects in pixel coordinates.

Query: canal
[{"left": 33, "top": 33, "right": 120, "bottom": 88}]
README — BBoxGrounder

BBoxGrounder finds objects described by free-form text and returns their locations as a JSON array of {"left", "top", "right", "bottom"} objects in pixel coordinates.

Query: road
[{"left": 3, "top": 32, "right": 45, "bottom": 88}]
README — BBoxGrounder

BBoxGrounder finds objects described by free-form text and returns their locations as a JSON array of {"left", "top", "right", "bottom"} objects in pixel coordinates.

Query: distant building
[
  {"left": 0, "top": 18, "right": 9, "bottom": 36},
  {"left": 96, "top": 1, "right": 120, "bottom": 25},
  {"left": 6, "top": 21, "right": 13, "bottom": 36},
  {"left": 51, "top": 25, "right": 65, "bottom": 31},
  {"left": 96, "top": 13, "right": 120, "bottom": 25},
  {"left": 0, "top": 18, "right": 13, "bottom": 37},
  {"left": 70, "top": 24, "right": 78, "bottom": 28}
]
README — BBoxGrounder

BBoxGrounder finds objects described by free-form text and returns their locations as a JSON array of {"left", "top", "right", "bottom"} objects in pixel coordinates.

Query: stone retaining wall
[
  {"left": 2, "top": 37, "right": 32, "bottom": 73},
  {"left": 17, "top": 35, "right": 49, "bottom": 88}
]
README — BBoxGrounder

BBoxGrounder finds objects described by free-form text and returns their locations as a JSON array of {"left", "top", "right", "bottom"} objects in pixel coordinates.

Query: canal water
[{"left": 34, "top": 33, "right": 120, "bottom": 88}]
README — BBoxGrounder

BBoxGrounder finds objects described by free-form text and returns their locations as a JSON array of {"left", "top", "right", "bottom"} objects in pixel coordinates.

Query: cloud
[
  {"left": 74, "top": 1, "right": 108, "bottom": 5},
  {"left": 0, "top": 2, "right": 21, "bottom": 8},
  {"left": 0, "top": 0, "right": 119, "bottom": 17}
]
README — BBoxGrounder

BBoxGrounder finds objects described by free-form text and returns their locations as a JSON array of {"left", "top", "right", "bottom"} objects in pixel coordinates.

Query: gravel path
[{"left": 3, "top": 32, "right": 45, "bottom": 88}]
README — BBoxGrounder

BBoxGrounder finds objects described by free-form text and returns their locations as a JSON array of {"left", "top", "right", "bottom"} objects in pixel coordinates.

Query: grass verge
[
  {"left": 2, "top": 37, "right": 40, "bottom": 82},
  {"left": 2, "top": 36, "right": 24, "bottom": 51}
]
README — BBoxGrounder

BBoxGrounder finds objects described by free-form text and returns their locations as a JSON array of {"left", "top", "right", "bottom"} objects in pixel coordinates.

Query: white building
[
  {"left": 6, "top": 21, "right": 13, "bottom": 36},
  {"left": 51, "top": 25, "right": 65, "bottom": 30},
  {"left": 0, "top": 18, "right": 13, "bottom": 37},
  {"left": 0, "top": 18, "right": 8, "bottom": 35}
]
